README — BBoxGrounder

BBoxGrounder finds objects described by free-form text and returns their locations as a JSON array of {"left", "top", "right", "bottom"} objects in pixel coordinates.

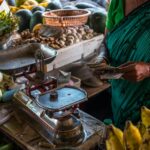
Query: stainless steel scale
[
  {"left": 0, "top": 43, "right": 105, "bottom": 149},
  {"left": 13, "top": 86, "right": 105, "bottom": 149}
]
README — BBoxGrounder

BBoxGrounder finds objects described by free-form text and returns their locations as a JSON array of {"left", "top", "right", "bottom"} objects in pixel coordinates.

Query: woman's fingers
[
  {"left": 119, "top": 63, "right": 136, "bottom": 73},
  {"left": 118, "top": 61, "right": 135, "bottom": 68},
  {"left": 92, "top": 62, "right": 149, "bottom": 82},
  {"left": 122, "top": 71, "right": 144, "bottom": 82}
]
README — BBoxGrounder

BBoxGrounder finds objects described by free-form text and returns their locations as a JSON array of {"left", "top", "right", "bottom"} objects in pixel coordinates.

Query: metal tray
[
  {"left": 36, "top": 86, "right": 87, "bottom": 111},
  {"left": 0, "top": 43, "right": 57, "bottom": 73}
]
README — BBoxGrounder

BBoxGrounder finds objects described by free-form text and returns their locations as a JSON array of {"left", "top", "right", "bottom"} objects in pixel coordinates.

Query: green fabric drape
[
  {"left": 106, "top": 1, "right": 150, "bottom": 128},
  {"left": 106, "top": 0, "right": 125, "bottom": 30}
]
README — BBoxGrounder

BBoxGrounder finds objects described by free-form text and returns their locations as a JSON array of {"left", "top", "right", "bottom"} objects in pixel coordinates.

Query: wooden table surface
[{"left": 82, "top": 82, "right": 110, "bottom": 98}]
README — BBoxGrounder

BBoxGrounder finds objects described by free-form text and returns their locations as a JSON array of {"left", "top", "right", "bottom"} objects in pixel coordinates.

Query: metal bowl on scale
[{"left": 0, "top": 43, "right": 57, "bottom": 74}]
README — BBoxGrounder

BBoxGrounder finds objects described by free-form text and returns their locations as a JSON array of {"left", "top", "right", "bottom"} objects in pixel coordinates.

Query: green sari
[{"left": 106, "top": 1, "right": 150, "bottom": 128}]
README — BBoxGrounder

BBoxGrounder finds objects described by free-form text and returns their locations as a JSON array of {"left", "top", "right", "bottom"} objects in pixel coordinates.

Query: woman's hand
[{"left": 119, "top": 62, "right": 150, "bottom": 82}]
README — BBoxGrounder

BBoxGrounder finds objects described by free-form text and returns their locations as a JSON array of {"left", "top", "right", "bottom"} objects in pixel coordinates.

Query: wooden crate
[{"left": 45, "top": 34, "right": 104, "bottom": 71}]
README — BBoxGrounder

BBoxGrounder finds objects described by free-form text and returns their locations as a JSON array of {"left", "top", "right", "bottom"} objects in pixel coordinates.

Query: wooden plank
[
  {"left": 0, "top": 115, "right": 55, "bottom": 150},
  {"left": 82, "top": 82, "right": 111, "bottom": 98}
]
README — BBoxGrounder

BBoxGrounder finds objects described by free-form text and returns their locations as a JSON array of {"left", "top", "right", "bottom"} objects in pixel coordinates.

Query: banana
[
  {"left": 20, "top": 5, "right": 34, "bottom": 10},
  {"left": 9, "top": 6, "right": 19, "bottom": 14},
  {"left": 141, "top": 106, "right": 150, "bottom": 128},
  {"left": 24, "top": 0, "right": 38, "bottom": 6},
  {"left": 137, "top": 122, "right": 146, "bottom": 138},
  {"left": 139, "top": 128, "right": 150, "bottom": 150},
  {"left": 111, "top": 124, "right": 124, "bottom": 146},
  {"left": 42, "top": 0, "right": 51, "bottom": 2},
  {"left": 124, "top": 121, "right": 142, "bottom": 150},
  {"left": 32, "top": 23, "right": 42, "bottom": 32},
  {"left": 38, "top": 2, "right": 49, "bottom": 7},
  {"left": 106, "top": 125, "right": 124, "bottom": 150}
]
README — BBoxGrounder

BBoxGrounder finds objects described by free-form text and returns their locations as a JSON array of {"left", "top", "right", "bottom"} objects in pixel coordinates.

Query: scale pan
[
  {"left": 0, "top": 43, "right": 57, "bottom": 73},
  {"left": 36, "top": 86, "right": 87, "bottom": 111}
]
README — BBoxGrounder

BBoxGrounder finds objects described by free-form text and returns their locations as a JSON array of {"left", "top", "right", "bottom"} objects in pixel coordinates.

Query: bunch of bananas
[
  {"left": 106, "top": 106, "right": 150, "bottom": 150},
  {"left": 9, "top": 0, "right": 50, "bottom": 13}
]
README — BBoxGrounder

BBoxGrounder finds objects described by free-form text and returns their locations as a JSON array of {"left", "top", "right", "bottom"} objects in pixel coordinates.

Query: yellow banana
[
  {"left": 42, "top": 0, "right": 51, "bottom": 2},
  {"left": 111, "top": 124, "right": 124, "bottom": 146},
  {"left": 9, "top": 6, "right": 19, "bottom": 14},
  {"left": 139, "top": 128, "right": 150, "bottom": 150},
  {"left": 32, "top": 23, "right": 43, "bottom": 32},
  {"left": 23, "top": 0, "right": 38, "bottom": 6},
  {"left": 106, "top": 125, "right": 124, "bottom": 150},
  {"left": 141, "top": 106, "right": 150, "bottom": 128},
  {"left": 19, "top": 5, "right": 34, "bottom": 10},
  {"left": 38, "top": 2, "right": 49, "bottom": 7},
  {"left": 124, "top": 121, "right": 142, "bottom": 150},
  {"left": 137, "top": 122, "right": 146, "bottom": 138}
]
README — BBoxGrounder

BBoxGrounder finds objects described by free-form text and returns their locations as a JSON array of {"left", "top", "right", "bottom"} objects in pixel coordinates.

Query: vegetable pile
[
  {"left": 0, "top": 11, "right": 18, "bottom": 37},
  {"left": 6, "top": 0, "right": 107, "bottom": 34}
]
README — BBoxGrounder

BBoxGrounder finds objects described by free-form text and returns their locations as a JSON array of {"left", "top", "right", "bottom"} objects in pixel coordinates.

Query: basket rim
[{"left": 42, "top": 9, "right": 91, "bottom": 19}]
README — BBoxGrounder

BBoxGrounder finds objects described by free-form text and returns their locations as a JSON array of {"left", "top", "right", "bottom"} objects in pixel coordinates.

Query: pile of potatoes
[{"left": 12, "top": 25, "right": 98, "bottom": 49}]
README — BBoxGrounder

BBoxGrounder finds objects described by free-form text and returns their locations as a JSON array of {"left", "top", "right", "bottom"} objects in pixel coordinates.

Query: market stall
[
  {"left": 1, "top": 0, "right": 149, "bottom": 150},
  {"left": 0, "top": 0, "right": 109, "bottom": 150}
]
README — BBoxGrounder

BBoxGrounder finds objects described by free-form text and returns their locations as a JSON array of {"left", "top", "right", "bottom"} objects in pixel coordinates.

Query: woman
[{"left": 98, "top": 0, "right": 150, "bottom": 128}]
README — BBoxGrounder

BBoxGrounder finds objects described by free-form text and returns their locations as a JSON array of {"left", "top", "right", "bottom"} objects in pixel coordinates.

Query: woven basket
[{"left": 43, "top": 9, "right": 91, "bottom": 27}]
